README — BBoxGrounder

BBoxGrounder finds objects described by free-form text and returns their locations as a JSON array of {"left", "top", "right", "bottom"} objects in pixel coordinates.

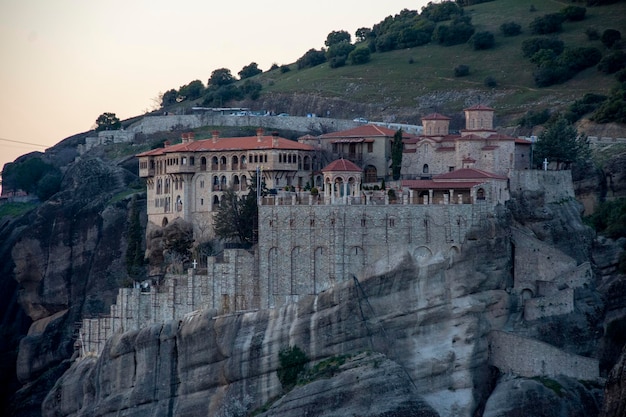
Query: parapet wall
[
  {"left": 489, "top": 330, "right": 598, "bottom": 380},
  {"left": 509, "top": 170, "right": 574, "bottom": 203},
  {"left": 127, "top": 114, "right": 360, "bottom": 136}
]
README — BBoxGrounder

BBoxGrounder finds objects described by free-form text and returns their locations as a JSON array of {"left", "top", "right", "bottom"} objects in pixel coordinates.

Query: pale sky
[{"left": 0, "top": 0, "right": 430, "bottom": 187}]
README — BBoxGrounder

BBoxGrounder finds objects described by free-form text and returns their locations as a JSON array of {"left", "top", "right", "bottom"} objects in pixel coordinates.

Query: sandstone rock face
[
  {"left": 483, "top": 374, "right": 603, "bottom": 417},
  {"left": 256, "top": 353, "right": 439, "bottom": 417},
  {"left": 601, "top": 345, "right": 626, "bottom": 417},
  {"left": 2, "top": 157, "right": 145, "bottom": 416}
]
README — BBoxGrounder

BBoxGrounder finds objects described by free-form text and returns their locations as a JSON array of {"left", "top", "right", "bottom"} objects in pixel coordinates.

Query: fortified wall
[{"left": 80, "top": 201, "right": 486, "bottom": 354}]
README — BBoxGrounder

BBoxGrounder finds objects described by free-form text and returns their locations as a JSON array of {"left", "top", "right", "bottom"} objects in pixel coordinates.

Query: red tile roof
[
  {"left": 402, "top": 180, "right": 482, "bottom": 189},
  {"left": 137, "top": 134, "right": 314, "bottom": 157},
  {"left": 322, "top": 158, "right": 362, "bottom": 172},
  {"left": 319, "top": 124, "right": 402, "bottom": 139},
  {"left": 434, "top": 168, "right": 507, "bottom": 181}
]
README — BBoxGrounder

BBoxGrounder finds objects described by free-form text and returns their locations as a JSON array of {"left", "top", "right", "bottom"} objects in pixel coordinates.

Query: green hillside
[{"left": 247, "top": 0, "right": 626, "bottom": 124}]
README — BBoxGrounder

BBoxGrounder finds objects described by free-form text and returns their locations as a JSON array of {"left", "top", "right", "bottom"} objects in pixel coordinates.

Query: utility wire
[{"left": 0, "top": 137, "right": 49, "bottom": 148}]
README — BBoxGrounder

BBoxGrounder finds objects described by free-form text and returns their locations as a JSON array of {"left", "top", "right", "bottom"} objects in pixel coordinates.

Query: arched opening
[
  {"left": 241, "top": 155, "right": 247, "bottom": 169},
  {"left": 200, "top": 157, "right": 207, "bottom": 171},
  {"left": 220, "top": 176, "right": 227, "bottom": 190},
  {"left": 212, "top": 195, "right": 220, "bottom": 210},
  {"left": 241, "top": 175, "right": 248, "bottom": 191},
  {"left": 232, "top": 155, "right": 239, "bottom": 170},
  {"left": 233, "top": 175, "right": 240, "bottom": 191},
  {"left": 423, "top": 164, "right": 429, "bottom": 174},
  {"left": 162, "top": 217, "right": 168, "bottom": 227},
  {"left": 213, "top": 176, "right": 219, "bottom": 191},
  {"left": 212, "top": 156, "right": 218, "bottom": 170},
  {"left": 176, "top": 195, "right": 182, "bottom": 212},
  {"left": 220, "top": 156, "right": 227, "bottom": 170}
]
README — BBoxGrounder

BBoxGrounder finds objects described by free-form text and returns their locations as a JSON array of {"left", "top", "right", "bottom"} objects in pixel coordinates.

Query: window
[
  {"left": 423, "top": 164, "right": 429, "bottom": 174},
  {"left": 449, "top": 166, "right": 455, "bottom": 172},
  {"left": 367, "top": 142, "right": 373, "bottom": 153},
  {"left": 389, "top": 218, "right": 395, "bottom": 227}
]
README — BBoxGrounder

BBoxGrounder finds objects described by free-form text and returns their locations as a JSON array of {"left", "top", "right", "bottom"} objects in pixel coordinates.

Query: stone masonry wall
[
  {"left": 80, "top": 249, "right": 256, "bottom": 355},
  {"left": 489, "top": 330, "right": 599, "bottom": 380},
  {"left": 509, "top": 170, "right": 575, "bottom": 203},
  {"left": 128, "top": 114, "right": 360, "bottom": 136},
  {"left": 257, "top": 203, "right": 481, "bottom": 309}
]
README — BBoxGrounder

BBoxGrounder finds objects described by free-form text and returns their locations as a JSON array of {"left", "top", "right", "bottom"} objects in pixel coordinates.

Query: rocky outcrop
[
  {"left": 601, "top": 345, "right": 626, "bottom": 417},
  {"left": 483, "top": 374, "right": 603, "bottom": 417},
  {"left": 2, "top": 157, "right": 145, "bottom": 416}
]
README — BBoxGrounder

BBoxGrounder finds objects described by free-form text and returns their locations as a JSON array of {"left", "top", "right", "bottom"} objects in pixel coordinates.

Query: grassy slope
[{"left": 255, "top": 0, "right": 626, "bottom": 123}]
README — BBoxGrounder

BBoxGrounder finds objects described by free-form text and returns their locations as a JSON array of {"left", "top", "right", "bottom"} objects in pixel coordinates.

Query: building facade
[{"left": 137, "top": 129, "right": 318, "bottom": 236}]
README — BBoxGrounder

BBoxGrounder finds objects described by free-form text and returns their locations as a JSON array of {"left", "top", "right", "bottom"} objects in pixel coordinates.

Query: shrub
[
  {"left": 280, "top": 65, "right": 291, "bottom": 73},
  {"left": 484, "top": 76, "right": 497, "bottom": 87},
  {"left": 518, "top": 109, "right": 551, "bottom": 127},
  {"left": 277, "top": 346, "right": 308, "bottom": 390},
  {"left": 597, "top": 51, "right": 626, "bottom": 74},
  {"left": 349, "top": 47, "right": 371, "bottom": 65},
  {"left": 329, "top": 56, "right": 347, "bottom": 68},
  {"left": 500, "top": 21, "right": 522, "bottom": 36},
  {"left": 454, "top": 64, "right": 470, "bottom": 77},
  {"left": 591, "top": 83, "right": 626, "bottom": 123},
  {"left": 601, "top": 29, "right": 621, "bottom": 48},
  {"left": 470, "top": 31, "right": 495, "bottom": 50},
  {"left": 296, "top": 48, "right": 326, "bottom": 69},
  {"left": 522, "top": 37, "right": 564, "bottom": 58},
  {"left": 559, "top": 46, "right": 602, "bottom": 71},
  {"left": 561, "top": 6, "right": 586, "bottom": 21},
  {"left": 433, "top": 16, "right": 475, "bottom": 46},
  {"left": 564, "top": 93, "right": 607, "bottom": 123},
  {"left": 530, "top": 13, "right": 565, "bottom": 35},
  {"left": 585, "top": 27, "right": 600, "bottom": 41}
]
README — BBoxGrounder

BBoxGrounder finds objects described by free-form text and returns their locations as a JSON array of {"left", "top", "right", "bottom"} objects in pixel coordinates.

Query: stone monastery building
[{"left": 137, "top": 104, "right": 530, "bottom": 237}]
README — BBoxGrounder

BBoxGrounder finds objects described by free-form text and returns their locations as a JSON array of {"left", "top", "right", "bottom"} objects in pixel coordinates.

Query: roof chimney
[
  {"left": 272, "top": 131, "right": 279, "bottom": 147},
  {"left": 256, "top": 128, "right": 264, "bottom": 142},
  {"left": 212, "top": 130, "right": 219, "bottom": 143},
  {"left": 164, "top": 140, "right": 171, "bottom": 147}
]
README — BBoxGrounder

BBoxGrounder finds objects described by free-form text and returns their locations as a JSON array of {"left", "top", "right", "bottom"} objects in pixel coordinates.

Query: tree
[
  {"left": 213, "top": 181, "right": 258, "bottom": 245},
  {"left": 349, "top": 47, "right": 371, "bottom": 65},
  {"left": 391, "top": 129, "right": 403, "bottom": 180},
  {"left": 355, "top": 27, "right": 372, "bottom": 42},
  {"left": 325, "top": 30, "right": 351, "bottom": 47},
  {"left": 238, "top": 62, "right": 262, "bottom": 79},
  {"left": 500, "top": 21, "right": 522, "bottom": 36},
  {"left": 208, "top": 68, "right": 235, "bottom": 87},
  {"left": 296, "top": 48, "right": 327, "bottom": 69},
  {"left": 178, "top": 80, "right": 205, "bottom": 101},
  {"left": 161, "top": 89, "right": 178, "bottom": 107},
  {"left": 529, "top": 13, "right": 565, "bottom": 35},
  {"left": 601, "top": 29, "right": 621, "bottom": 49},
  {"left": 533, "top": 117, "right": 589, "bottom": 169},
  {"left": 561, "top": 6, "right": 586, "bottom": 21},
  {"left": 95, "top": 112, "right": 121, "bottom": 131},
  {"left": 470, "top": 31, "right": 495, "bottom": 50}
]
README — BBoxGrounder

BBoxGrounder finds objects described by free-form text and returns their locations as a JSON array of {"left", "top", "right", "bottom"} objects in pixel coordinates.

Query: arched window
[
  {"left": 220, "top": 175, "right": 227, "bottom": 189},
  {"left": 213, "top": 176, "right": 219, "bottom": 190},
  {"left": 220, "top": 156, "right": 227, "bottom": 170},
  {"left": 201, "top": 157, "right": 207, "bottom": 170},
  {"left": 212, "top": 156, "right": 219, "bottom": 170},
  {"left": 233, "top": 175, "right": 240, "bottom": 191},
  {"left": 422, "top": 164, "right": 429, "bottom": 174},
  {"left": 232, "top": 155, "right": 239, "bottom": 170},
  {"left": 477, "top": 188, "right": 485, "bottom": 200},
  {"left": 241, "top": 155, "right": 247, "bottom": 168},
  {"left": 241, "top": 175, "right": 248, "bottom": 191},
  {"left": 162, "top": 217, "right": 168, "bottom": 227}
]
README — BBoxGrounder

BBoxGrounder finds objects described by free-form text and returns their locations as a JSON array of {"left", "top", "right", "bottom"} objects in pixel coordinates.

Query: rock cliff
[
  {"left": 0, "top": 157, "right": 145, "bottom": 416},
  {"left": 40, "top": 195, "right": 608, "bottom": 417}
]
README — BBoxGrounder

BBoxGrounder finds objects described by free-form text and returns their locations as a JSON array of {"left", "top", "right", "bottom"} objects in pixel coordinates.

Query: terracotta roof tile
[
  {"left": 422, "top": 112, "right": 451, "bottom": 120},
  {"left": 319, "top": 124, "right": 402, "bottom": 139},
  {"left": 137, "top": 134, "right": 314, "bottom": 157},
  {"left": 322, "top": 159, "right": 362, "bottom": 172},
  {"left": 434, "top": 168, "right": 507, "bottom": 180}
]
